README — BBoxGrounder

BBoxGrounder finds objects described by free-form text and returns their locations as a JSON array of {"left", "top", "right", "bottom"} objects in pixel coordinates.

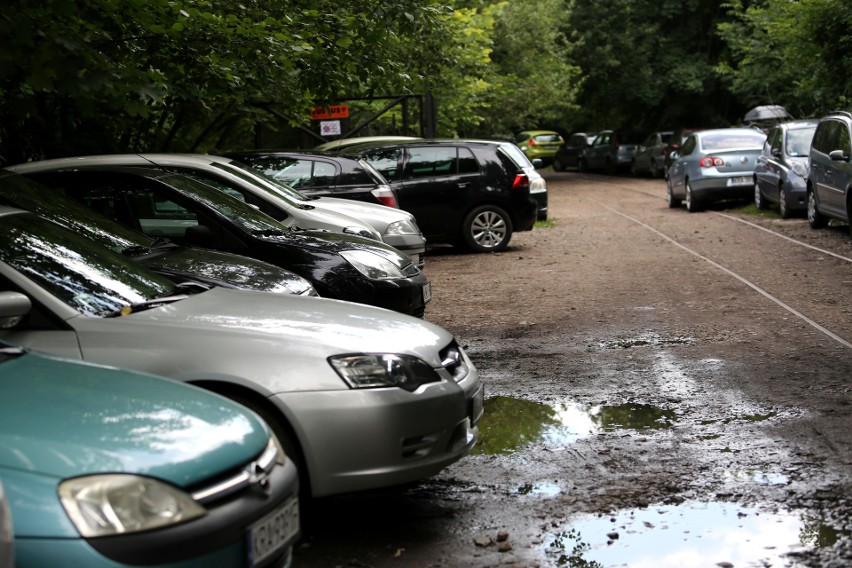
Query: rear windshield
[
  {"left": 499, "top": 143, "right": 535, "bottom": 169},
  {"left": 700, "top": 132, "right": 766, "bottom": 151},
  {"left": 533, "top": 134, "right": 563, "bottom": 143}
]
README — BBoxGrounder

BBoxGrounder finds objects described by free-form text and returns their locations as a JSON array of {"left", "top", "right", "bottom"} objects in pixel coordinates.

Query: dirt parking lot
[{"left": 295, "top": 171, "right": 852, "bottom": 567}]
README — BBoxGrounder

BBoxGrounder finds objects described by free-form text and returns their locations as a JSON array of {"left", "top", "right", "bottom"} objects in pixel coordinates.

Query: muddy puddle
[
  {"left": 473, "top": 396, "right": 676, "bottom": 455},
  {"left": 542, "top": 501, "right": 842, "bottom": 567}
]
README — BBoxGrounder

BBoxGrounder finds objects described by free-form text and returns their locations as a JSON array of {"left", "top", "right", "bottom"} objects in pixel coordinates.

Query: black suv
[
  {"left": 807, "top": 111, "right": 852, "bottom": 235},
  {"left": 344, "top": 139, "right": 544, "bottom": 252},
  {"left": 223, "top": 150, "right": 400, "bottom": 208}
]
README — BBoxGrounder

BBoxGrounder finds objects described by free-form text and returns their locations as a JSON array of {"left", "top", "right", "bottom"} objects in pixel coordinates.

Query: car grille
[{"left": 189, "top": 438, "right": 278, "bottom": 505}]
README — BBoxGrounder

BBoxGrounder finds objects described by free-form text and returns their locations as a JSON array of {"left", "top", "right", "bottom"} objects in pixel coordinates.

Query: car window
[
  {"left": 360, "top": 148, "right": 402, "bottom": 181},
  {"left": 260, "top": 158, "right": 313, "bottom": 188},
  {"left": 532, "top": 134, "right": 562, "bottom": 143},
  {"left": 0, "top": 212, "right": 175, "bottom": 317},
  {"left": 404, "top": 147, "right": 457, "bottom": 179},
  {"left": 681, "top": 136, "right": 697, "bottom": 155},
  {"left": 499, "top": 143, "right": 534, "bottom": 169},
  {"left": 313, "top": 161, "right": 336, "bottom": 187},
  {"left": 768, "top": 128, "right": 781, "bottom": 154},
  {"left": 699, "top": 132, "right": 765, "bottom": 151},
  {"left": 458, "top": 148, "right": 480, "bottom": 174},
  {"left": 785, "top": 127, "right": 815, "bottom": 157}
]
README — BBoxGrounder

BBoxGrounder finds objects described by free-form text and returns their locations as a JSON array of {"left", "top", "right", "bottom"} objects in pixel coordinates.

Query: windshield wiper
[
  {"left": 121, "top": 245, "right": 152, "bottom": 257},
  {"left": 252, "top": 228, "right": 289, "bottom": 237},
  {"left": 150, "top": 236, "right": 179, "bottom": 249},
  {"left": 105, "top": 294, "right": 189, "bottom": 318}
]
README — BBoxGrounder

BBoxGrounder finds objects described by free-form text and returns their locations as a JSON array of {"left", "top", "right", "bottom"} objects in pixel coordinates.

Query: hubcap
[{"left": 471, "top": 211, "right": 507, "bottom": 248}]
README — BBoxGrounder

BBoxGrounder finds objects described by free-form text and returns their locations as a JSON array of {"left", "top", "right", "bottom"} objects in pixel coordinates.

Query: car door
[
  {"left": 668, "top": 134, "right": 697, "bottom": 196},
  {"left": 585, "top": 132, "right": 612, "bottom": 170},
  {"left": 755, "top": 126, "right": 781, "bottom": 197},
  {"left": 394, "top": 146, "right": 481, "bottom": 241},
  {"left": 810, "top": 119, "right": 846, "bottom": 216}
]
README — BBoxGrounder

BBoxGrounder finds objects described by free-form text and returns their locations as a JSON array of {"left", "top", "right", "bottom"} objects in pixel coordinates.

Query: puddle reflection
[
  {"left": 546, "top": 501, "right": 832, "bottom": 567},
  {"left": 473, "top": 397, "right": 676, "bottom": 455}
]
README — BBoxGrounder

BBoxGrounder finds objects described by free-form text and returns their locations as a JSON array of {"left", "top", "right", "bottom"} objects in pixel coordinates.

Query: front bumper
[
  {"left": 278, "top": 365, "right": 481, "bottom": 498},
  {"left": 381, "top": 234, "right": 427, "bottom": 269}
]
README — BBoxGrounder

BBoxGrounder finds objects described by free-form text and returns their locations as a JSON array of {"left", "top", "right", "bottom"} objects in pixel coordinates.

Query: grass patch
[
  {"left": 535, "top": 217, "right": 557, "bottom": 228},
  {"left": 732, "top": 202, "right": 779, "bottom": 219}
]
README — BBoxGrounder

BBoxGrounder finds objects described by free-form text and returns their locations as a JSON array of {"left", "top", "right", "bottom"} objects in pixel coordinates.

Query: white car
[
  {"left": 9, "top": 154, "right": 427, "bottom": 267},
  {"left": 0, "top": 207, "right": 482, "bottom": 498}
]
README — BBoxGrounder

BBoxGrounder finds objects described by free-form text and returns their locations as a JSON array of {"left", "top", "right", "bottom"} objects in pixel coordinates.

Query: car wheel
[
  {"left": 685, "top": 181, "right": 702, "bottom": 213},
  {"left": 650, "top": 159, "right": 660, "bottom": 179},
  {"left": 552, "top": 158, "right": 564, "bottom": 172},
  {"left": 778, "top": 186, "right": 792, "bottom": 219},
  {"left": 462, "top": 205, "right": 513, "bottom": 253},
  {"left": 666, "top": 178, "right": 681, "bottom": 208},
  {"left": 807, "top": 187, "right": 828, "bottom": 228},
  {"left": 754, "top": 181, "right": 768, "bottom": 210}
]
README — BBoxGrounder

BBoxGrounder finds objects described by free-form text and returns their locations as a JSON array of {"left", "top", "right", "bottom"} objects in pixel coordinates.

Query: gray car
[
  {"left": 666, "top": 128, "right": 767, "bottom": 212},
  {"left": 807, "top": 110, "right": 852, "bottom": 235},
  {"left": 0, "top": 206, "right": 482, "bottom": 499},
  {"left": 630, "top": 130, "right": 674, "bottom": 178},
  {"left": 754, "top": 119, "right": 818, "bottom": 218}
]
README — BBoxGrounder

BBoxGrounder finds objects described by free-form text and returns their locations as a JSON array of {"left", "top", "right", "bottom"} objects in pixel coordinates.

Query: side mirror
[
  {"left": 829, "top": 149, "right": 849, "bottom": 162},
  {"left": 771, "top": 147, "right": 782, "bottom": 158},
  {"left": 0, "top": 291, "right": 32, "bottom": 329},
  {"left": 532, "top": 158, "right": 543, "bottom": 168}
]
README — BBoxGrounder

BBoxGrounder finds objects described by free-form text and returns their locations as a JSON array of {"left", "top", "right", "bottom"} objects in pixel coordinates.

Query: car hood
[
  {"left": 0, "top": 347, "right": 270, "bottom": 485},
  {"left": 263, "top": 228, "right": 415, "bottom": 267},
  {"left": 137, "top": 245, "right": 316, "bottom": 295},
  {"left": 309, "top": 197, "right": 414, "bottom": 233},
  {"left": 87, "top": 288, "right": 453, "bottom": 392}
]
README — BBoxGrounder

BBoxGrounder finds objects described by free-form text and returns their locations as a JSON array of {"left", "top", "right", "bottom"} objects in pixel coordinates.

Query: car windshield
[
  {"left": 217, "top": 160, "right": 314, "bottom": 205},
  {"left": 0, "top": 212, "right": 176, "bottom": 317},
  {"left": 785, "top": 127, "right": 817, "bottom": 157},
  {"left": 700, "top": 132, "right": 766, "bottom": 151},
  {"left": 0, "top": 171, "right": 154, "bottom": 253},
  {"left": 159, "top": 173, "right": 289, "bottom": 235}
]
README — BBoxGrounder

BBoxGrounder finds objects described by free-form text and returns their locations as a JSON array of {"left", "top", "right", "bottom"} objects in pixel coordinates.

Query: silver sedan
[
  {"left": 667, "top": 128, "right": 767, "bottom": 212},
  {"left": 0, "top": 206, "right": 482, "bottom": 499}
]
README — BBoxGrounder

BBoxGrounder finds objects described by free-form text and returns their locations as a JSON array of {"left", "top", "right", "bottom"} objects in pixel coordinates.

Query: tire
[
  {"left": 807, "top": 187, "right": 828, "bottom": 228},
  {"left": 666, "top": 178, "right": 681, "bottom": 208},
  {"left": 462, "top": 205, "right": 513, "bottom": 253},
  {"left": 778, "top": 186, "right": 791, "bottom": 219},
  {"left": 552, "top": 158, "right": 565, "bottom": 172},
  {"left": 754, "top": 181, "right": 768, "bottom": 210},
  {"left": 685, "top": 180, "right": 702, "bottom": 213}
]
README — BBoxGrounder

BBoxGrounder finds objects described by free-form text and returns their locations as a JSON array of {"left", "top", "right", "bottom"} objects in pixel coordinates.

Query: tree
[{"left": 717, "top": 0, "right": 852, "bottom": 117}]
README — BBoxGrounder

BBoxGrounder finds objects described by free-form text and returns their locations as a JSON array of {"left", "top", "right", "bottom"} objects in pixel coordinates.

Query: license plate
[
  {"left": 248, "top": 496, "right": 299, "bottom": 566},
  {"left": 422, "top": 281, "right": 432, "bottom": 304},
  {"left": 469, "top": 385, "right": 485, "bottom": 426},
  {"left": 727, "top": 176, "right": 751, "bottom": 186}
]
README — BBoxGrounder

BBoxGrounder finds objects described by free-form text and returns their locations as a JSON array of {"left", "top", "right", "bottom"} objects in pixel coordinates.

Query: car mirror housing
[{"left": 0, "top": 291, "right": 31, "bottom": 329}]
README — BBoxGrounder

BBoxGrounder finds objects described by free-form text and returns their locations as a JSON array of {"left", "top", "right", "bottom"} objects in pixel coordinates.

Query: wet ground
[{"left": 294, "top": 172, "right": 852, "bottom": 567}]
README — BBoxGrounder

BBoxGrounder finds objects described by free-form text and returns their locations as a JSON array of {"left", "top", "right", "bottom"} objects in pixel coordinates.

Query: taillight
[
  {"left": 699, "top": 157, "right": 725, "bottom": 168},
  {"left": 371, "top": 186, "right": 399, "bottom": 208},
  {"left": 528, "top": 138, "right": 537, "bottom": 147},
  {"left": 512, "top": 174, "right": 530, "bottom": 191}
]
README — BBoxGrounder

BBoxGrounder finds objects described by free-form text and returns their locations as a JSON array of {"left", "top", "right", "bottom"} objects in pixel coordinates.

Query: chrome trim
[{"left": 191, "top": 438, "right": 278, "bottom": 504}]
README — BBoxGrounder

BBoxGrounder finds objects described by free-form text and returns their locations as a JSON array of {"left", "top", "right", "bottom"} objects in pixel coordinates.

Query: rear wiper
[{"left": 105, "top": 294, "right": 189, "bottom": 318}]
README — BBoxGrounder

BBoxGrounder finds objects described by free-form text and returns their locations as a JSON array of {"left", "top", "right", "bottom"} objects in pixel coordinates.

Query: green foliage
[{"left": 717, "top": 0, "right": 852, "bottom": 116}]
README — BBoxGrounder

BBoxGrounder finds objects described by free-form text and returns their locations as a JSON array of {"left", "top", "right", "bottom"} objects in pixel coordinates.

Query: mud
[{"left": 295, "top": 172, "right": 852, "bottom": 567}]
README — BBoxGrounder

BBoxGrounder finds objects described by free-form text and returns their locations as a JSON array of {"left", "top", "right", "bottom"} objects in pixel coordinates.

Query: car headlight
[
  {"left": 339, "top": 250, "right": 406, "bottom": 280},
  {"left": 58, "top": 474, "right": 206, "bottom": 537},
  {"left": 791, "top": 162, "right": 808, "bottom": 178},
  {"left": 384, "top": 219, "right": 420, "bottom": 236},
  {"left": 329, "top": 353, "right": 442, "bottom": 392},
  {"left": 343, "top": 226, "right": 382, "bottom": 241}
]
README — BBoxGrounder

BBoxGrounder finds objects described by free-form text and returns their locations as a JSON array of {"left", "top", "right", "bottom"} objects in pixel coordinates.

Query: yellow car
[{"left": 514, "top": 130, "right": 564, "bottom": 165}]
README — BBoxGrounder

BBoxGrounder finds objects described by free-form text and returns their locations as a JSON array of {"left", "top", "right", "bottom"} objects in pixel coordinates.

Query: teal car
[{"left": 0, "top": 342, "right": 299, "bottom": 568}]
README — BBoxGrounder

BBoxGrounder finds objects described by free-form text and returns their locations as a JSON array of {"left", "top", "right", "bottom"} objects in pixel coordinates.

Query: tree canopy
[{"left": 0, "top": 0, "right": 848, "bottom": 163}]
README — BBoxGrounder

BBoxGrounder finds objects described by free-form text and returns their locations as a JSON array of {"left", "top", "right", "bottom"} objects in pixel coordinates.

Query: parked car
[
  {"left": 344, "top": 139, "right": 544, "bottom": 251},
  {"left": 579, "top": 130, "right": 643, "bottom": 174},
  {"left": 10, "top": 154, "right": 428, "bottom": 268},
  {"left": 663, "top": 128, "right": 702, "bottom": 175},
  {"left": 666, "top": 128, "right": 767, "bottom": 212},
  {"left": 807, "top": 110, "right": 852, "bottom": 234},
  {"left": 17, "top": 166, "right": 431, "bottom": 316},
  {"left": 0, "top": 481, "right": 10, "bottom": 568},
  {"left": 630, "top": 130, "right": 674, "bottom": 178},
  {"left": 753, "top": 119, "right": 818, "bottom": 218},
  {"left": 0, "top": 169, "right": 318, "bottom": 296},
  {"left": 222, "top": 150, "right": 426, "bottom": 267},
  {"left": 552, "top": 132, "right": 598, "bottom": 171},
  {"left": 514, "top": 130, "right": 564, "bottom": 165},
  {"left": 315, "top": 135, "right": 422, "bottom": 152},
  {"left": 0, "top": 340, "right": 299, "bottom": 567},
  {"left": 0, "top": 207, "right": 483, "bottom": 499}
]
